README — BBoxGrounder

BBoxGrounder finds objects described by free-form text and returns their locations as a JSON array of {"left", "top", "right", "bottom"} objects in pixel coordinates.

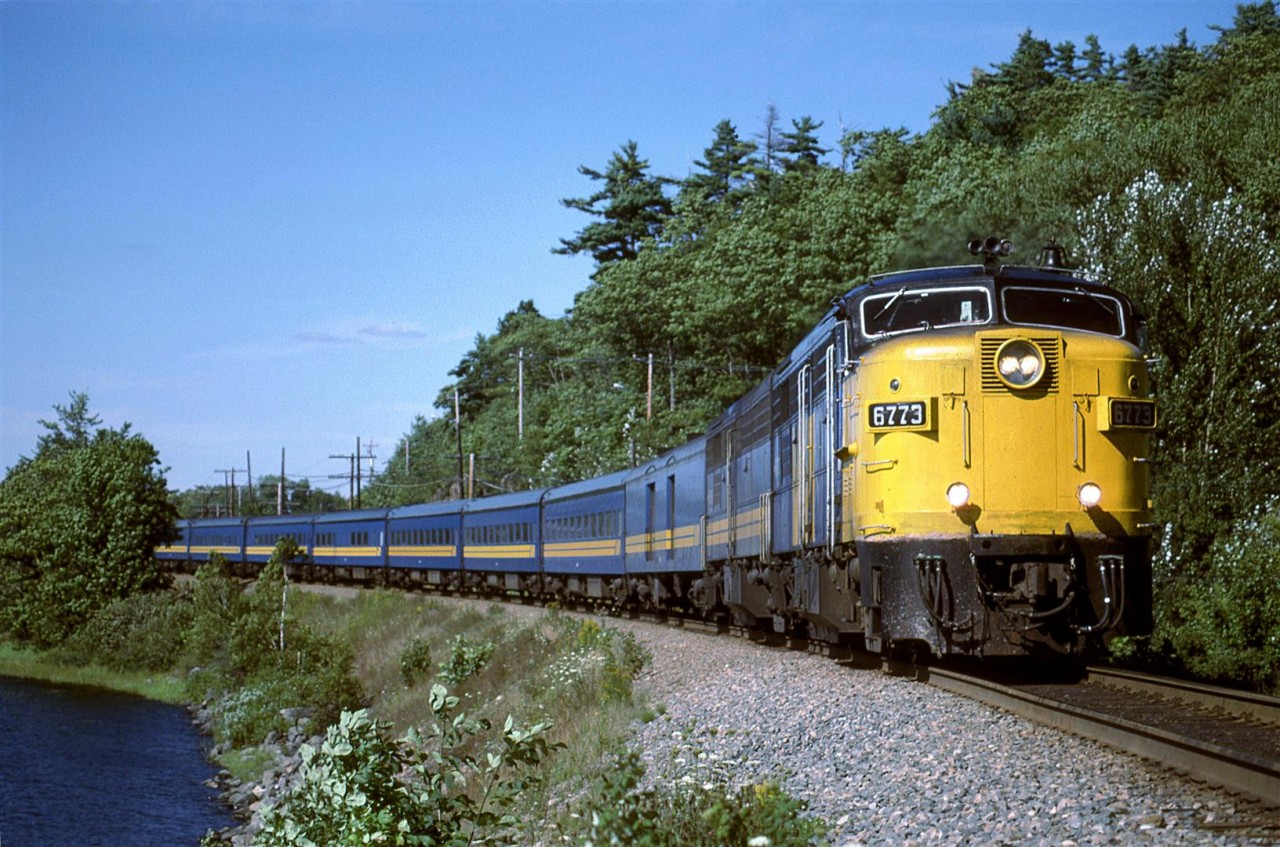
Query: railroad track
[{"left": 923, "top": 663, "right": 1280, "bottom": 825}]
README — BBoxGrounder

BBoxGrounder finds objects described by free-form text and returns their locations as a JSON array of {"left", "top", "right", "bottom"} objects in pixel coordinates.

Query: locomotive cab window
[
  {"left": 1001, "top": 286, "right": 1125, "bottom": 337},
  {"left": 860, "top": 286, "right": 991, "bottom": 339}
]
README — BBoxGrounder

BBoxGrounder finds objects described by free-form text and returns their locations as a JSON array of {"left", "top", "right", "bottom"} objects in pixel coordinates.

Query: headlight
[
  {"left": 946, "top": 482, "right": 971, "bottom": 509},
  {"left": 994, "top": 338, "right": 1045, "bottom": 389},
  {"left": 1077, "top": 482, "right": 1103, "bottom": 508}
]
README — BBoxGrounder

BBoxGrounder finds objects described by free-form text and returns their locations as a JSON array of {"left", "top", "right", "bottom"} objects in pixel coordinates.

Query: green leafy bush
[
  {"left": 190, "top": 542, "right": 365, "bottom": 746},
  {"left": 399, "top": 637, "right": 433, "bottom": 687},
  {"left": 186, "top": 554, "right": 244, "bottom": 666},
  {"left": 254, "top": 686, "right": 556, "bottom": 847},
  {"left": 439, "top": 633, "right": 496, "bottom": 685},
  {"left": 57, "top": 590, "right": 193, "bottom": 672},
  {"left": 577, "top": 751, "right": 825, "bottom": 847},
  {"left": 1160, "top": 504, "right": 1280, "bottom": 693}
]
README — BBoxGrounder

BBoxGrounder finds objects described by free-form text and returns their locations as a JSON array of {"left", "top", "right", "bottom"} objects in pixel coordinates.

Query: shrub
[
  {"left": 399, "top": 637, "right": 433, "bottom": 687},
  {"left": 58, "top": 590, "right": 193, "bottom": 672},
  {"left": 254, "top": 686, "right": 556, "bottom": 847},
  {"left": 1159, "top": 503, "right": 1280, "bottom": 693},
  {"left": 577, "top": 751, "right": 825, "bottom": 847},
  {"left": 439, "top": 633, "right": 496, "bottom": 685},
  {"left": 187, "top": 554, "right": 244, "bottom": 666}
]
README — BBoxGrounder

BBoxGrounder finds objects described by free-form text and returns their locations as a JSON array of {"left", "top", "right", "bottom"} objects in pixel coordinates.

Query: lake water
[{"left": 0, "top": 675, "right": 237, "bottom": 846}]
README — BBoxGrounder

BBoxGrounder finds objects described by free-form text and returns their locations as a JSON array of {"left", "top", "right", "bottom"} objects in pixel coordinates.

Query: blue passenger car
[
  {"left": 461, "top": 490, "right": 544, "bottom": 591},
  {"left": 244, "top": 514, "right": 315, "bottom": 566},
  {"left": 156, "top": 520, "right": 192, "bottom": 567},
  {"left": 187, "top": 516, "right": 246, "bottom": 565},
  {"left": 311, "top": 508, "right": 388, "bottom": 578},
  {"left": 387, "top": 500, "right": 464, "bottom": 585},
  {"left": 704, "top": 379, "right": 773, "bottom": 565},
  {"left": 543, "top": 471, "right": 627, "bottom": 598}
]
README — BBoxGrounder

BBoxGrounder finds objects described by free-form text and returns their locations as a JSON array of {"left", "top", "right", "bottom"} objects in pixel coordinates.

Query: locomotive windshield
[
  {"left": 1001, "top": 286, "right": 1125, "bottom": 337},
  {"left": 860, "top": 286, "right": 992, "bottom": 338}
]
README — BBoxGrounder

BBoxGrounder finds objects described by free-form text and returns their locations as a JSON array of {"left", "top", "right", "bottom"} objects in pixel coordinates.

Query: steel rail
[
  {"left": 1087, "top": 665, "right": 1280, "bottom": 727},
  {"left": 925, "top": 666, "right": 1280, "bottom": 809}
]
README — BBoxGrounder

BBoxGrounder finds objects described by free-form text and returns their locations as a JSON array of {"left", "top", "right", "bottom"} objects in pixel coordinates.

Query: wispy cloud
[
  {"left": 290, "top": 320, "right": 471, "bottom": 349},
  {"left": 295, "top": 330, "right": 362, "bottom": 346},
  {"left": 358, "top": 322, "right": 429, "bottom": 340}
]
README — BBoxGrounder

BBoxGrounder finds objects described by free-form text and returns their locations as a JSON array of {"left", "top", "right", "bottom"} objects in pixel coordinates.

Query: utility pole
[
  {"left": 246, "top": 451, "right": 254, "bottom": 509},
  {"left": 454, "top": 387, "right": 464, "bottom": 499},
  {"left": 329, "top": 449, "right": 357, "bottom": 507},
  {"left": 214, "top": 467, "right": 245, "bottom": 517},
  {"left": 647, "top": 352, "right": 654, "bottom": 420},
  {"left": 517, "top": 346, "right": 525, "bottom": 440},
  {"left": 278, "top": 447, "right": 286, "bottom": 516}
]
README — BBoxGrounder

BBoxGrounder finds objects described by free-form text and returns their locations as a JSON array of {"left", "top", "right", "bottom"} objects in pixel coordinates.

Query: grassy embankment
[
  {"left": 1, "top": 573, "right": 825, "bottom": 846},
  {"left": 0, "top": 641, "right": 188, "bottom": 702},
  {"left": 0, "top": 584, "right": 648, "bottom": 790}
]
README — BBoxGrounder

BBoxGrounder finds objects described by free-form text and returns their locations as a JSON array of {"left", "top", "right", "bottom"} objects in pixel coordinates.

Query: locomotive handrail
[
  {"left": 961, "top": 400, "right": 971, "bottom": 468},
  {"left": 1072, "top": 401, "right": 1084, "bottom": 470}
]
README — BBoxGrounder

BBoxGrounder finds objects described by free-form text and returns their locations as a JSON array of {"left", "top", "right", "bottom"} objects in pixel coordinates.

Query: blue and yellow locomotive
[{"left": 161, "top": 240, "right": 1154, "bottom": 660}]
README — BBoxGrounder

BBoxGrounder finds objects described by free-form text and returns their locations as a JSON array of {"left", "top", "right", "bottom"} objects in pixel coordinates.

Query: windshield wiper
[
  {"left": 1073, "top": 285, "right": 1115, "bottom": 315},
  {"left": 871, "top": 287, "right": 907, "bottom": 322}
]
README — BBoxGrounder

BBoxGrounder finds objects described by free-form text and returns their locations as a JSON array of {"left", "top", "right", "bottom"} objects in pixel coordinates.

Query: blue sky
[{"left": 1, "top": 0, "right": 1240, "bottom": 494}]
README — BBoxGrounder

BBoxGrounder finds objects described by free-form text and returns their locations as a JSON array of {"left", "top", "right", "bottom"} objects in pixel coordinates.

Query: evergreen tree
[
  {"left": 779, "top": 116, "right": 829, "bottom": 172},
  {"left": 756, "top": 102, "right": 783, "bottom": 175},
  {"left": 684, "top": 119, "right": 759, "bottom": 205},
  {"left": 1080, "top": 34, "right": 1111, "bottom": 81},
  {"left": 555, "top": 141, "right": 673, "bottom": 271},
  {"left": 993, "top": 29, "right": 1055, "bottom": 90},
  {"left": 1051, "top": 40, "right": 1079, "bottom": 80}
]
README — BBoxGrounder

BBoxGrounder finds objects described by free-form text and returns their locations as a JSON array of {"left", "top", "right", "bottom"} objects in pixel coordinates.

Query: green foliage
[
  {"left": 556, "top": 140, "right": 674, "bottom": 269},
  {"left": 187, "top": 554, "right": 246, "bottom": 666},
  {"left": 577, "top": 751, "right": 825, "bottom": 847},
  {"left": 1159, "top": 505, "right": 1280, "bottom": 693},
  {"left": 438, "top": 634, "right": 496, "bottom": 685},
  {"left": 189, "top": 540, "right": 365, "bottom": 746},
  {"left": 1077, "top": 171, "right": 1280, "bottom": 563},
  {"left": 0, "top": 393, "right": 177, "bottom": 647},
  {"left": 56, "top": 590, "right": 194, "bottom": 672},
  {"left": 255, "top": 689, "right": 556, "bottom": 847},
  {"left": 399, "top": 637, "right": 433, "bottom": 687}
]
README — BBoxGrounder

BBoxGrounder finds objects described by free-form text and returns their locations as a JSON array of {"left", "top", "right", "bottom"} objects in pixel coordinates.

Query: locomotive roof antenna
[{"left": 967, "top": 235, "right": 1013, "bottom": 272}]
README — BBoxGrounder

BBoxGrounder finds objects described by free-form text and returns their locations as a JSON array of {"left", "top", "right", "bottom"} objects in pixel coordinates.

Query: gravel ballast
[{"left": 610, "top": 619, "right": 1271, "bottom": 847}]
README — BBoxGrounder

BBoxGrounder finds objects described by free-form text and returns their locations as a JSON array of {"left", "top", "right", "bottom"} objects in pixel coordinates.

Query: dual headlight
[
  {"left": 945, "top": 481, "right": 1103, "bottom": 510},
  {"left": 994, "top": 338, "right": 1045, "bottom": 389}
]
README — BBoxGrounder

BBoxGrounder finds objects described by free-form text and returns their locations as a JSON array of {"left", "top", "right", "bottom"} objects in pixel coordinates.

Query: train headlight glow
[
  {"left": 994, "top": 338, "right": 1045, "bottom": 389},
  {"left": 946, "top": 482, "right": 971, "bottom": 509},
  {"left": 1077, "top": 482, "right": 1103, "bottom": 508}
]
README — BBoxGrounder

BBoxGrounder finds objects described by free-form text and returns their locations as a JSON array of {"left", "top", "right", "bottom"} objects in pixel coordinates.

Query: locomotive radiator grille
[{"left": 980, "top": 336, "right": 1061, "bottom": 392}]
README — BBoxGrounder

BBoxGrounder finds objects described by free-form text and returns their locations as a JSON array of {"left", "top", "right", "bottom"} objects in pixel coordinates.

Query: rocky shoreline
[{"left": 191, "top": 702, "right": 317, "bottom": 846}]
